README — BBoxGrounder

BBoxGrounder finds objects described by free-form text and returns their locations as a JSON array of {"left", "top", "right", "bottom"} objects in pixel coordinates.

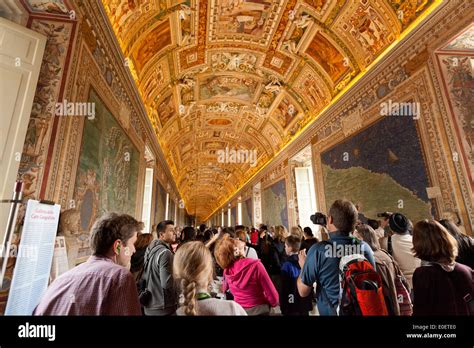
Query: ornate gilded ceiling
[{"left": 102, "top": 0, "right": 440, "bottom": 220}]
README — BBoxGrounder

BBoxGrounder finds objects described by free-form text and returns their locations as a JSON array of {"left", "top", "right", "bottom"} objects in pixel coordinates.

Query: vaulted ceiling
[{"left": 102, "top": 0, "right": 439, "bottom": 220}]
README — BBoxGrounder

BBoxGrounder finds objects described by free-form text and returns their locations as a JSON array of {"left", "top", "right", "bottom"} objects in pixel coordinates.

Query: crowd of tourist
[{"left": 33, "top": 199, "right": 474, "bottom": 316}]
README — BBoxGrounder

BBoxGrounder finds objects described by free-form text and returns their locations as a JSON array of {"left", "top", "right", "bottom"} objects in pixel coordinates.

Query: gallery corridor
[{"left": 0, "top": 0, "right": 472, "bottom": 327}]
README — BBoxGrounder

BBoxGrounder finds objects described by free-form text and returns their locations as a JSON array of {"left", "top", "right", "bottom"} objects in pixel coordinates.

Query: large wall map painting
[
  {"left": 262, "top": 179, "right": 288, "bottom": 228},
  {"left": 231, "top": 206, "right": 237, "bottom": 226},
  {"left": 321, "top": 116, "right": 432, "bottom": 223},
  {"left": 169, "top": 199, "right": 176, "bottom": 221},
  {"left": 242, "top": 198, "right": 252, "bottom": 227},
  {"left": 74, "top": 89, "right": 140, "bottom": 263},
  {"left": 155, "top": 180, "right": 167, "bottom": 223}
]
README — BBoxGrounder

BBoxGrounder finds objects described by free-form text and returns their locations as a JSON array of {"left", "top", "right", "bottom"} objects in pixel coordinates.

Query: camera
[
  {"left": 376, "top": 212, "right": 392, "bottom": 219},
  {"left": 310, "top": 212, "right": 327, "bottom": 226}
]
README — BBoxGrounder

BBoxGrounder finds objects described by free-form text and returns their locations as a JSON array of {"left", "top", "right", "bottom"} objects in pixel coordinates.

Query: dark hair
[
  {"left": 367, "top": 219, "right": 380, "bottom": 230},
  {"left": 303, "top": 227, "right": 313, "bottom": 237},
  {"left": 90, "top": 213, "right": 142, "bottom": 256},
  {"left": 203, "top": 229, "right": 214, "bottom": 243},
  {"left": 328, "top": 199, "right": 358, "bottom": 234},
  {"left": 285, "top": 235, "right": 301, "bottom": 252},
  {"left": 234, "top": 225, "right": 246, "bottom": 236},
  {"left": 222, "top": 227, "right": 236, "bottom": 238},
  {"left": 199, "top": 224, "right": 206, "bottom": 233},
  {"left": 413, "top": 220, "right": 458, "bottom": 263},
  {"left": 235, "top": 230, "right": 248, "bottom": 243},
  {"left": 355, "top": 224, "right": 380, "bottom": 251},
  {"left": 156, "top": 220, "right": 174, "bottom": 235},
  {"left": 134, "top": 232, "right": 154, "bottom": 250},
  {"left": 260, "top": 225, "right": 268, "bottom": 232},
  {"left": 438, "top": 219, "right": 462, "bottom": 239},
  {"left": 181, "top": 226, "right": 196, "bottom": 242},
  {"left": 438, "top": 219, "right": 473, "bottom": 259}
]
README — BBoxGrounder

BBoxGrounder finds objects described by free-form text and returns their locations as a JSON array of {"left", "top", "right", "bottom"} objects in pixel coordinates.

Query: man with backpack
[{"left": 297, "top": 200, "right": 379, "bottom": 316}]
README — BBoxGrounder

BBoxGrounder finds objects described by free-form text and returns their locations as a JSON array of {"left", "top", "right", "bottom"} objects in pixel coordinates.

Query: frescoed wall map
[
  {"left": 75, "top": 89, "right": 140, "bottom": 230},
  {"left": 321, "top": 116, "right": 432, "bottom": 223},
  {"left": 155, "top": 180, "right": 167, "bottom": 223},
  {"left": 231, "top": 206, "right": 237, "bottom": 226},
  {"left": 242, "top": 198, "right": 252, "bottom": 227},
  {"left": 72, "top": 89, "right": 140, "bottom": 266},
  {"left": 262, "top": 179, "right": 288, "bottom": 228}
]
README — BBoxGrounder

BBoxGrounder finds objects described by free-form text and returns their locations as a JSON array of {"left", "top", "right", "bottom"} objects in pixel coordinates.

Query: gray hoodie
[{"left": 142, "top": 239, "right": 178, "bottom": 315}]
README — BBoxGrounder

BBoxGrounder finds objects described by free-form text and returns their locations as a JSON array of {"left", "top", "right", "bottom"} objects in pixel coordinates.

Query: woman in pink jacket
[{"left": 214, "top": 234, "right": 279, "bottom": 315}]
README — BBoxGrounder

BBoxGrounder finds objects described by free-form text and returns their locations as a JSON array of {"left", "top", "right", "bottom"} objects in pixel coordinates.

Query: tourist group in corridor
[{"left": 33, "top": 199, "right": 474, "bottom": 316}]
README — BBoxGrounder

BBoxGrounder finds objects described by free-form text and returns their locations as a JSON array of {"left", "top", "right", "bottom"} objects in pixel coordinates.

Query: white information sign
[{"left": 5, "top": 200, "right": 60, "bottom": 315}]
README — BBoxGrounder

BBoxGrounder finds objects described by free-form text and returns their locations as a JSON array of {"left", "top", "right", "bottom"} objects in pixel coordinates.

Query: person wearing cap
[{"left": 388, "top": 213, "right": 421, "bottom": 289}]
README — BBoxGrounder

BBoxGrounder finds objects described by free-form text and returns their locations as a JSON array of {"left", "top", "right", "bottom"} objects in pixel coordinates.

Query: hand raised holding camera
[
  {"left": 298, "top": 249, "right": 306, "bottom": 269},
  {"left": 310, "top": 212, "right": 328, "bottom": 227}
]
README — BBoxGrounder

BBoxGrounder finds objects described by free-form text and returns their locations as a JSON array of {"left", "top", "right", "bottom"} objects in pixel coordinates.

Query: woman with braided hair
[{"left": 173, "top": 241, "right": 247, "bottom": 315}]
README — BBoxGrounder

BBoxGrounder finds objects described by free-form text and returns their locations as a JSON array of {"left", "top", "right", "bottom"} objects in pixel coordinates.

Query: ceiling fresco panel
[{"left": 101, "top": 0, "right": 441, "bottom": 219}]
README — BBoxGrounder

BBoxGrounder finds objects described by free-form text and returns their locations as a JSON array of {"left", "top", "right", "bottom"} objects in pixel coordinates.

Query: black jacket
[
  {"left": 301, "top": 237, "right": 318, "bottom": 253},
  {"left": 258, "top": 234, "right": 281, "bottom": 275},
  {"left": 280, "top": 254, "right": 313, "bottom": 315}
]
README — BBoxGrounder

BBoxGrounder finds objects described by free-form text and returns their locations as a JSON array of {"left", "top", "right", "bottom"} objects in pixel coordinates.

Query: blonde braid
[{"left": 181, "top": 279, "right": 197, "bottom": 316}]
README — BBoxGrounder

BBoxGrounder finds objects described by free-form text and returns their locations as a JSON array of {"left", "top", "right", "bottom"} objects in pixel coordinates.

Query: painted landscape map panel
[
  {"left": 262, "top": 179, "right": 288, "bottom": 229},
  {"left": 155, "top": 180, "right": 167, "bottom": 223},
  {"left": 75, "top": 89, "right": 140, "bottom": 230},
  {"left": 231, "top": 206, "right": 237, "bottom": 226},
  {"left": 242, "top": 198, "right": 252, "bottom": 227},
  {"left": 321, "top": 116, "right": 432, "bottom": 223},
  {"left": 169, "top": 199, "right": 176, "bottom": 221},
  {"left": 73, "top": 89, "right": 140, "bottom": 265}
]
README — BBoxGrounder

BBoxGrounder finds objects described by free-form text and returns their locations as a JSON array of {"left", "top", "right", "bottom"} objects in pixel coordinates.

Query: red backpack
[{"left": 338, "top": 253, "right": 389, "bottom": 316}]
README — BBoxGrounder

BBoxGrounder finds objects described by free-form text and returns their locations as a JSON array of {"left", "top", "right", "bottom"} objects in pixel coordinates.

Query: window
[{"left": 141, "top": 168, "right": 154, "bottom": 233}]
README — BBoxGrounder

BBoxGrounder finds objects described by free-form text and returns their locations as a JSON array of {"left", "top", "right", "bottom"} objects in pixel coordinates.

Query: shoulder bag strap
[{"left": 387, "top": 236, "right": 393, "bottom": 255}]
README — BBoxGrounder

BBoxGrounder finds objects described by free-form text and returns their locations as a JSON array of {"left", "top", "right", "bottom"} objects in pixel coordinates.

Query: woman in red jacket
[{"left": 214, "top": 234, "right": 279, "bottom": 315}]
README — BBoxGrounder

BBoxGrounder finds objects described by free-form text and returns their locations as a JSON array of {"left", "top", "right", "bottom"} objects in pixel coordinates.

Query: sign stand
[
  {"left": 0, "top": 181, "right": 23, "bottom": 288},
  {"left": 4, "top": 199, "right": 60, "bottom": 315}
]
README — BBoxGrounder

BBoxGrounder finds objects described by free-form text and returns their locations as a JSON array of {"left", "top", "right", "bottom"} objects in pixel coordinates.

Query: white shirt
[
  {"left": 374, "top": 227, "right": 385, "bottom": 239},
  {"left": 244, "top": 246, "right": 258, "bottom": 259},
  {"left": 391, "top": 233, "right": 421, "bottom": 289},
  {"left": 176, "top": 297, "right": 247, "bottom": 315}
]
